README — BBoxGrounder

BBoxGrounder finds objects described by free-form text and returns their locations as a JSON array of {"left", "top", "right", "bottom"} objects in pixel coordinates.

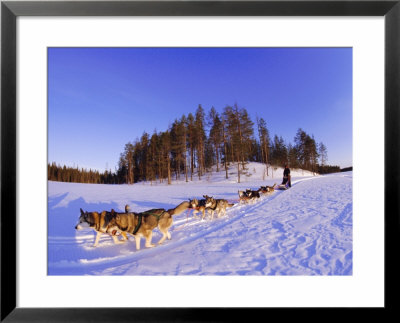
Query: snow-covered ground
[{"left": 48, "top": 163, "right": 352, "bottom": 275}]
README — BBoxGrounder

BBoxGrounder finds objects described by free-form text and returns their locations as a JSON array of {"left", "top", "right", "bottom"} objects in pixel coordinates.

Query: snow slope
[{"left": 48, "top": 163, "right": 352, "bottom": 275}]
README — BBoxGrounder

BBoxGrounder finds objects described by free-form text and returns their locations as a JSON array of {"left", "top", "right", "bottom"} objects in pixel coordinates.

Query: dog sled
[
  {"left": 277, "top": 175, "right": 291, "bottom": 190},
  {"left": 277, "top": 182, "right": 290, "bottom": 190}
]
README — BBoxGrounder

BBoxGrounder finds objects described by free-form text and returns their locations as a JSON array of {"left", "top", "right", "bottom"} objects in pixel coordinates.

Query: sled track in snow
[
  {"left": 49, "top": 197, "right": 278, "bottom": 274},
  {"left": 49, "top": 177, "right": 319, "bottom": 275}
]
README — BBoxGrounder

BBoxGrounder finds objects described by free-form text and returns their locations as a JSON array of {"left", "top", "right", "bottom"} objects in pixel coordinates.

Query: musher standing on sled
[{"left": 282, "top": 165, "right": 291, "bottom": 188}]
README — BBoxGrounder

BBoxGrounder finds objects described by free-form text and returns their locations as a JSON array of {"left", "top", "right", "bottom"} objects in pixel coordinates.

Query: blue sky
[{"left": 48, "top": 47, "right": 352, "bottom": 172}]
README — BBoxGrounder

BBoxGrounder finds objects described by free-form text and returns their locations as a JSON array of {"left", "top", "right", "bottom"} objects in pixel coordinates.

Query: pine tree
[
  {"left": 179, "top": 115, "right": 189, "bottom": 182},
  {"left": 149, "top": 131, "right": 160, "bottom": 184},
  {"left": 294, "top": 128, "right": 319, "bottom": 172},
  {"left": 187, "top": 113, "right": 195, "bottom": 181},
  {"left": 221, "top": 117, "right": 229, "bottom": 179},
  {"left": 319, "top": 142, "right": 328, "bottom": 166},
  {"left": 237, "top": 106, "right": 255, "bottom": 169},
  {"left": 271, "top": 135, "right": 288, "bottom": 166},
  {"left": 170, "top": 119, "right": 184, "bottom": 180},
  {"left": 257, "top": 116, "right": 271, "bottom": 176},
  {"left": 309, "top": 135, "right": 319, "bottom": 174},
  {"left": 208, "top": 107, "right": 223, "bottom": 172},
  {"left": 160, "top": 130, "right": 172, "bottom": 184},
  {"left": 287, "top": 143, "right": 299, "bottom": 169},
  {"left": 294, "top": 128, "right": 308, "bottom": 169},
  {"left": 222, "top": 104, "right": 254, "bottom": 183},
  {"left": 195, "top": 105, "right": 206, "bottom": 179},
  {"left": 223, "top": 105, "right": 238, "bottom": 181}
]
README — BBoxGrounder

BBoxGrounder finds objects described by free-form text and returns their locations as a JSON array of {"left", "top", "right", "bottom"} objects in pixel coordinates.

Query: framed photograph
[{"left": 2, "top": 0, "right": 399, "bottom": 321}]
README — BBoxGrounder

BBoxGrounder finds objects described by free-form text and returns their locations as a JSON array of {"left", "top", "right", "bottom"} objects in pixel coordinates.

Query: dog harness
[
  {"left": 131, "top": 210, "right": 167, "bottom": 235},
  {"left": 132, "top": 214, "right": 143, "bottom": 235}
]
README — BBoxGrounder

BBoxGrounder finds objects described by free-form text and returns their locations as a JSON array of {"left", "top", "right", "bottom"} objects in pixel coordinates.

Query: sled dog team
[
  {"left": 238, "top": 183, "right": 276, "bottom": 203},
  {"left": 75, "top": 195, "right": 234, "bottom": 249},
  {"left": 75, "top": 184, "right": 276, "bottom": 249},
  {"left": 189, "top": 195, "right": 234, "bottom": 220},
  {"left": 75, "top": 201, "right": 190, "bottom": 250}
]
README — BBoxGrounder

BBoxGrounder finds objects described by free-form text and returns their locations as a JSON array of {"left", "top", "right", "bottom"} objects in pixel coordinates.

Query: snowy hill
[{"left": 48, "top": 162, "right": 352, "bottom": 275}]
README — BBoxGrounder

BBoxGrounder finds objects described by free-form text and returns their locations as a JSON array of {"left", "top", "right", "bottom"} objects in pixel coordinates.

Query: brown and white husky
[
  {"left": 204, "top": 196, "right": 234, "bottom": 219},
  {"left": 189, "top": 196, "right": 211, "bottom": 219},
  {"left": 75, "top": 208, "right": 128, "bottom": 247},
  {"left": 106, "top": 201, "right": 190, "bottom": 250}
]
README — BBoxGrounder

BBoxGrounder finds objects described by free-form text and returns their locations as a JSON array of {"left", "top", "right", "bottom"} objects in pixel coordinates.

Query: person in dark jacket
[{"left": 282, "top": 165, "right": 291, "bottom": 188}]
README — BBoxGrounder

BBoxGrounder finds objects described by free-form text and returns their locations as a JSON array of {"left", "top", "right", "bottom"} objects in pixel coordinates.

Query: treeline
[
  {"left": 48, "top": 162, "right": 119, "bottom": 184},
  {"left": 318, "top": 165, "right": 341, "bottom": 174},
  {"left": 116, "top": 104, "right": 335, "bottom": 184},
  {"left": 49, "top": 104, "right": 341, "bottom": 185}
]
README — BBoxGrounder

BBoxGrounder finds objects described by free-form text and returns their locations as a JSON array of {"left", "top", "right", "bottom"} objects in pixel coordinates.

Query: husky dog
[
  {"left": 238, "top": 190, "right": 251, "bottom": 203},
  {"left": 204, "top": 196, "right": 234, "bottom": 219},
  {"left": 75, "top": 208, "right": 128, "bottom": 247},
  {"left": 247, "top": 189, "right": 260, "bottom": 199},
  {"left": 189, "top": 195, "right": 211, "bottom": 219},
  {"left": 107, "top": 201, "right": 190, "bottom": 250},
  {"left": 258, "top": 183, "right": 276, "bottom": 195},
  {"left": 238, "top": 189, "right": 260, "bottom": 203}
]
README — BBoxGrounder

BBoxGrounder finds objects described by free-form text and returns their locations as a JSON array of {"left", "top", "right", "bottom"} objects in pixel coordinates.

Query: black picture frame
[{"left": 1, "top": 0, "right": 399, "bottom": 321}]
